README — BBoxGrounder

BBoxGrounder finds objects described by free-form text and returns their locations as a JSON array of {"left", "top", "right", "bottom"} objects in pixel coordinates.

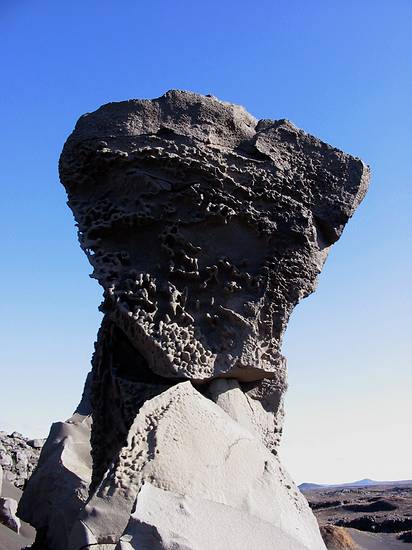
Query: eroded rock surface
[
  {"left": 60, "top": 90, "right": 368, "bottom": 386},
  {"left": 18, "top": 376, "right": 92, "bottom": 550},
  {"left": 0, "top": 496, "right": 20, "bottom": 534},
  {"left": 0, "top": 431, "right": 43, "bottom": 489},
  {"left": 19, "top": 90, "right": 369, "bottom": 550}
]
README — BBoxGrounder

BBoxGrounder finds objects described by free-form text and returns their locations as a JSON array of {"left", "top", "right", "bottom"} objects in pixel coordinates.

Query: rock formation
[
  {"left": 0, "top": 490, "right": 21, "bottom": 534},
  {"left": 18, "top": 90, "right": 370, "bottom": 550},
  {"left": 0, "top": 457, "right": 36, "bottom": 548},
  {"left": 0, "top": 431, "right": 44, "bottom": 489}
]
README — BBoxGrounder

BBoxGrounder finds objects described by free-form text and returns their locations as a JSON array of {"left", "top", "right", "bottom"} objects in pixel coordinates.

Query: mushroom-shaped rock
[{"left": 20, "top": 91, "right": 369, "bottom": 550}]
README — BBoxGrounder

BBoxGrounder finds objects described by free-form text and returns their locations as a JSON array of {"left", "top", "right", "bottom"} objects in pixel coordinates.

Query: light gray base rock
[
  {"left": 18, "top": 377, "right": 93, "bottom": 550},
  {"left": 0, "top": 496, "right": 20, "bottom": 533},
  {"left": 67, "top": 383, "right": 325, "bottom": 550},
  {"left": 121, "top": 483, "right": 312, "bottom": 550}
]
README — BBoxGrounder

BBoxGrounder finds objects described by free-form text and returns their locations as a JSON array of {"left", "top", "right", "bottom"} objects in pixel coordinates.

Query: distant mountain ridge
[{"left": 299, "top": 478, "right": 412, "bottom": 491}]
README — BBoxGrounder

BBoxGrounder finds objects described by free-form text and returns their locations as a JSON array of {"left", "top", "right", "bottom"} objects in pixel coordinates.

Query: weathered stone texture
[
  {"left": 19, "top": 90, "right": 369, "bottom": 550},
  {"left": 60, "top": 90, "right": 368, "bottom": 386},
  {"left": 0, "top": 431, "right": 43, "bottom": 490}
]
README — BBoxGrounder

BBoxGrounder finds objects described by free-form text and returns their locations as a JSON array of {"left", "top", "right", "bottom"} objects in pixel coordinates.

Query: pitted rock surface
[
  {"left": 20, "top": 91, "right": 370, "bottom": 550},
  {"left": 60, "top": 90, "right": 369, "bottom": 384}
]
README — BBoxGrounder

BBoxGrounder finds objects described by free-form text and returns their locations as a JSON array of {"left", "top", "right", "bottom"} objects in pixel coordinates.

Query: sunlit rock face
[
  {"left": 60, "top": 90, "right": 368, "bottom": 384},
  {"left": 19, "top": 91, "right": 369, "bottom": 550}
]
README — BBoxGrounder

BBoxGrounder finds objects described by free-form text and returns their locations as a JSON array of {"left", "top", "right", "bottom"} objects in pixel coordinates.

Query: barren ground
[{"left": 303, "top": 482, "right": 412, "bottom": 549}]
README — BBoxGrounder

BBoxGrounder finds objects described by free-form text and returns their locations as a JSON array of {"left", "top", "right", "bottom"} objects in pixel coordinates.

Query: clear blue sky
[{"left": 1, "top": 0, "right": 411, "bottom": 484}]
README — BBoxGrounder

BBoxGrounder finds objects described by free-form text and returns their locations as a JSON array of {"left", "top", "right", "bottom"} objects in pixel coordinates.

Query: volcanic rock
[
  {"left": 0, "top": 496, "right": 20, "bottom": 533},
  {"left": 0, "top": 431, "right": 42, "bottom": 489},
  {"left": 19, "top": 90, "right": 370, "bottom": 550},
  {"left": 18, "top": 375, "right": 92, "bottom": 550},
  {"left": 398, "top": 530, "right": 412, "bottom": 542}
]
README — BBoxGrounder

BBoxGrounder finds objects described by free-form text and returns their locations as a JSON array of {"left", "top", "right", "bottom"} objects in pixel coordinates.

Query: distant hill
[
  {"left": 349, "top": 478, "right": 377, "bottom": 487},
  {"left": 299, "top": 478, "right": 412, "bottom": 491}
]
